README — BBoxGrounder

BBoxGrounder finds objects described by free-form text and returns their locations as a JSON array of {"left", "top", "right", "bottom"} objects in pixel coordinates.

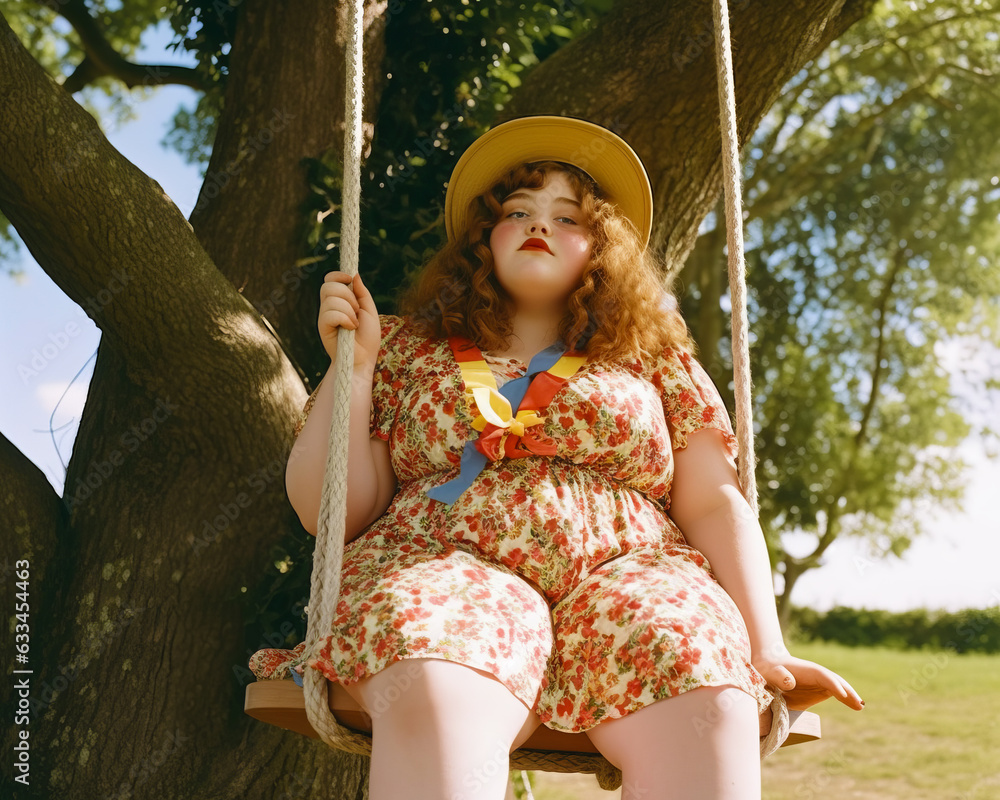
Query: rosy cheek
[
  {"left": 490, "top": 221, "right": 519, "bottom": 251},
  {"left": 564, "top": 234, "right": 591, "bottom": 261}
]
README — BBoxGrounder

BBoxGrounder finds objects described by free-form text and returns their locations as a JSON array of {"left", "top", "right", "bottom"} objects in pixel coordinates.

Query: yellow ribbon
[
  {"left": 467, "top": 385, "right": 545, "bottom": 436},
  {"left": 455, "top": 348, "right": 586, "bottom": 454}
]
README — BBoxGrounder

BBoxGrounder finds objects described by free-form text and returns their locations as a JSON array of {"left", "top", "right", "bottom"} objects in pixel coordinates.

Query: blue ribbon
[{"left": 426, "top": 342, "right": 565, "bottom": 505}]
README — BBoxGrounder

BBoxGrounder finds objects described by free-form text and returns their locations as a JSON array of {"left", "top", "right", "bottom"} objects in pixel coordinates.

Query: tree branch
[
  {"left": 0, "top": 429, "right": 64, "bottom": 588},
  {"left": 50, "top": 0, "right": 210, "bottom": 93},
  {"left": 940, "top": 62, "right": 1000, "bottom": 101},
  {"left": 746, "top": 82, "right": 931, "bottom": 223},
  {"left": 794, "top": 245, "right": 907, "bottom": 574},
  {"left": 853, "top": 246, "right": 905, "bottom": 450},
  {"left": 0, "top": 9, "right": 299, "bottom": 409},
  {"left": 893, "top": 7, "right": 1000, "bottom": 42},
  {"left": 743, "top": 66, "right": 823, "bottom": 200}
]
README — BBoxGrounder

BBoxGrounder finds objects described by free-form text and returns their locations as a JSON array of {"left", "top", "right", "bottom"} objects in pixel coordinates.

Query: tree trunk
[
  {"left": 686, "top": 199, "right": 728, "bottom": 383},
  {"left": 1, "top": 430, "right": 67, "bottom": 786},
  {"left": 191, "top": 0, "right": 388, "bottom": 389},
  {"left": 776, "top": 559, "right": 809, "bottom": 631},
  {"left": 0, "top": 430, "right": 63, "bottom": 587}
]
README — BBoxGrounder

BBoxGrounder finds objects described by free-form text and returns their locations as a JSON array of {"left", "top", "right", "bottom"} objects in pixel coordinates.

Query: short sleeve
[
  {"left": 369, "top": 315, "right": 410, "bottom": 441},
  {"left": 649, "top": 347, "right": 738, "bottom": 458},
  {"left": 291, "top": 315, "right": 409, "bottom": 442}
]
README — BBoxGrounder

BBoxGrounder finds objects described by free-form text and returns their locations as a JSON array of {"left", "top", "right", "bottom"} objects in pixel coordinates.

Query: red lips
[{"left": 519, "top": 238, "right": 552, "bottom": 254}]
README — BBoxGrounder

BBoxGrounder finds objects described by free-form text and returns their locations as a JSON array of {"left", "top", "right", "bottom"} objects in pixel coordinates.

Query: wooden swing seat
[{"left": 245, "top": 679, "right": 821, "bottom": 753}]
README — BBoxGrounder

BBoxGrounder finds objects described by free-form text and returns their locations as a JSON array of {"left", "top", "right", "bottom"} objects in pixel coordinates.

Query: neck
[{"left": 500, "top": 307, "right": 566, "bottom": 362}]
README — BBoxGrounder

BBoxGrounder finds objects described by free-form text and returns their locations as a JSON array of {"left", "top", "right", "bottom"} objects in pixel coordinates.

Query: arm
[
  {"left": 285, "top": 272, "right": 397, "bottom": 540},
  {"left": 668, "top": 429, "right": 864, "bottom": 711}
]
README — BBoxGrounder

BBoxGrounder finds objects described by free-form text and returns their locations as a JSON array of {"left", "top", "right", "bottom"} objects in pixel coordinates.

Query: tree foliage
[{"left": 680, "top": 0, "right": 1000, "bottom": 617}]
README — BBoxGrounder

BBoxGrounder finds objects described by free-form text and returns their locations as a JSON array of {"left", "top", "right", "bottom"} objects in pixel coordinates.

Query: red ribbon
[{"left": 474, "top": 424, "right": 560, "bottom": 461}]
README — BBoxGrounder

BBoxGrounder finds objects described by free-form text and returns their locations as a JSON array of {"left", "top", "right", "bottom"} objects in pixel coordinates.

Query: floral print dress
[{"left": 249, "top": 315, "right": 772, "bottom": 732}]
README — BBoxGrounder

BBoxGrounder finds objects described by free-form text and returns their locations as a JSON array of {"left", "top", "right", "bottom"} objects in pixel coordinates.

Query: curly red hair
[{"left": 402, "top": 161, "right": 691, "bottom": 362}]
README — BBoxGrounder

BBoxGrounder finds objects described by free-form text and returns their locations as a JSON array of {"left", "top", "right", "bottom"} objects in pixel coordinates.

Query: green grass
[
  {"left": 524, "top": 642, "right": 1000, "bottom": 799},
  {"left": 761, "top": 641, "right": 1000, "bottom": 800}
]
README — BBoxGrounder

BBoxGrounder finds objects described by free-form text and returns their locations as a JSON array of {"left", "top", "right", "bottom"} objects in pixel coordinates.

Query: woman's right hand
[{"left": 318, "top": 272, "right": 381, "bottom": 371}]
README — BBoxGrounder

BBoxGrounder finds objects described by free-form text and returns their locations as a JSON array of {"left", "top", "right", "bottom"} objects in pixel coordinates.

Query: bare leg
[
  {"left": 586, "top": 686, "right": 761, "bottom": 800},
  {"left": 344, "top": 659, "right": 540, "bottom": 800}
]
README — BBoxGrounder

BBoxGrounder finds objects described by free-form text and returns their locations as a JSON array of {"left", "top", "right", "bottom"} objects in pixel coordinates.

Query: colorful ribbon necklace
[{"left": 426, "top": 337, "right": 587, "bottom": 505}]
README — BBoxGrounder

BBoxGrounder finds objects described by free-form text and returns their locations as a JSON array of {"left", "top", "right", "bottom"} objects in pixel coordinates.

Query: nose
[{"left": 527, "top": 220, "right": 550, "bottom": 234}]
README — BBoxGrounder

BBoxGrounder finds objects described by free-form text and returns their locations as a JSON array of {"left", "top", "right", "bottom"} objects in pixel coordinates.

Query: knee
[
  {"left": 588, "top": 686, "right": 758, "bottom": 769},
  {"left": 687, "top": 686, "right": 758, "bottom": 739},
  {"left": 356, "top": 659, "right": 524, "bottom": 740},
  {"left": 357, "top": 660, "right": 435, "bottom": 730}
]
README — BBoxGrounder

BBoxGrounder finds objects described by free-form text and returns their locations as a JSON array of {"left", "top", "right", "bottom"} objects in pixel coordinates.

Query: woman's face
[{"left": 489, "top": 171, "right": 592, "bottom": 314}]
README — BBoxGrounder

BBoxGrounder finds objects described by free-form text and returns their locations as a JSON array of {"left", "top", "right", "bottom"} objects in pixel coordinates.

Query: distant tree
[{"left": 681, "top": 0, "right": 1000, "bottom": 624}]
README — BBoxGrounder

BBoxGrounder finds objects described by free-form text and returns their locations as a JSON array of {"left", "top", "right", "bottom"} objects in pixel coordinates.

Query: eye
[
  {"left": 505, "top": 210, "right": 528, "bottom": 219},
  {"left": 556, "top": 216, "right": 578, "bottom": 225}
]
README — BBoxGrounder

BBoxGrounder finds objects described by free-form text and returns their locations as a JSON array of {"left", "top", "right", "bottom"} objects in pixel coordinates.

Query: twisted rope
[
  {"left": 302, "top": 0, "right": 372, "bottom": 755},
  {"left": 759, "top": 688, "right": 791, "bottom": 759},
  {"left": 711, "top": 0, "right": 759, "bottom": 516}
]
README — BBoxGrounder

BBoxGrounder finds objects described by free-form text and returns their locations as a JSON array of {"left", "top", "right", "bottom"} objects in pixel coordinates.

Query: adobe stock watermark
[
  {"left": 449, "top": 737, "right": 514, "bottom": 800},
  {"left": 49, "top": 60, "right": 181, "bottom": 180},
  {"left": 382, "top": 75, "right": 502, "bottom": 195},
  {"left": 790, "top": 746, "right": 849, "bottom": 800},
  {"left": 859, "top": 136, "right": 952, "bottom": 228},
  {"left": 18, "top": 269, "right": 132, "bottom": 385},
  {"left": 0, "top": 556, "right": 18, "bottom": 584},
  {"left": 189, "top": 107, "right": 296, "bottom": 217},
  {"left": 63, "top": 396, "right": 178, "bottom": 511},
  {"left": 29, "top": 602, "right": 145, "bottom": 720},
  {"left": 953, "top": 776, "right": 998, "bottom": 800},
  {"left": 690, "top": 686, "right": 753, "bottom": 739},
  {"left": 896, "top": 649, "right": 950, "bottom": 705},
  {"left": 49, "top": 124, "right": 108, "bottom": 183},
  {"left": 896, "top": 591, "right": 1000, "bottom": 705},
  {"left": 621, "top": 780, "right": 652, "bottom": 800},
  {"left": 190, "top": 458, "right": 285, "bottom": 552},
  {"left": 363, "top": 660, "right": 426, "bottom": 720},
  {"left": 209, "top": 0, "right": 246, "bottom": 23},
  {"left": 17, "top": 320, "right": 84, "bottom": 385},
  {"left": 101, "top": 728, "right": 189, "bottom": 800},
  {"left": 251, "top": 253, "right": 327, "bottom": 320},
  {"left": 233, "top": 601, "right": 309, "bottom": 688},
  {"left": 271, "top": 770, "right": 319, "bottom": 800},
  {"left": 672, "top": 0, "right": 752, "bottom": 73}
]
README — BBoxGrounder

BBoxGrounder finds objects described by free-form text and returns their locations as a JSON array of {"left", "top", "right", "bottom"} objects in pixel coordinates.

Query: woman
[{"left": 253, "top": 116, "right": 863, "bottom": 800}]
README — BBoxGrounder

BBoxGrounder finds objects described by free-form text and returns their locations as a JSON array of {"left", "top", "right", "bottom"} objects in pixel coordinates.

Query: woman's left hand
[{"left": 753, "top": 651, "right": 865, "bottom": 711}]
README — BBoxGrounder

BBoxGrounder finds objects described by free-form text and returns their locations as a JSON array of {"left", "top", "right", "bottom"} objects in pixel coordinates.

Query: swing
[{"left": 244, "top": 0, "right": 821, "bottom": 790}]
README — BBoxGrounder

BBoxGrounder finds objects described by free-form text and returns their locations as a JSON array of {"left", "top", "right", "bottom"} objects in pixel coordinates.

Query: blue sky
[{"left": 3, "top": 19, "right": 999, "bottom": 613}]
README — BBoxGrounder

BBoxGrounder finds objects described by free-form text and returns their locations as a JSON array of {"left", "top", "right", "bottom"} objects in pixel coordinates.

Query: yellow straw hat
[{"left": 444, "top": 115, "right": 653, "bottom": 246}]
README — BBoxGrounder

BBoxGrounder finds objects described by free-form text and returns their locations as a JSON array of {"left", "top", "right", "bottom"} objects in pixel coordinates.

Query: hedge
[{"left": 788, "top": 605, "right": 1000, "bottom": 654}]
